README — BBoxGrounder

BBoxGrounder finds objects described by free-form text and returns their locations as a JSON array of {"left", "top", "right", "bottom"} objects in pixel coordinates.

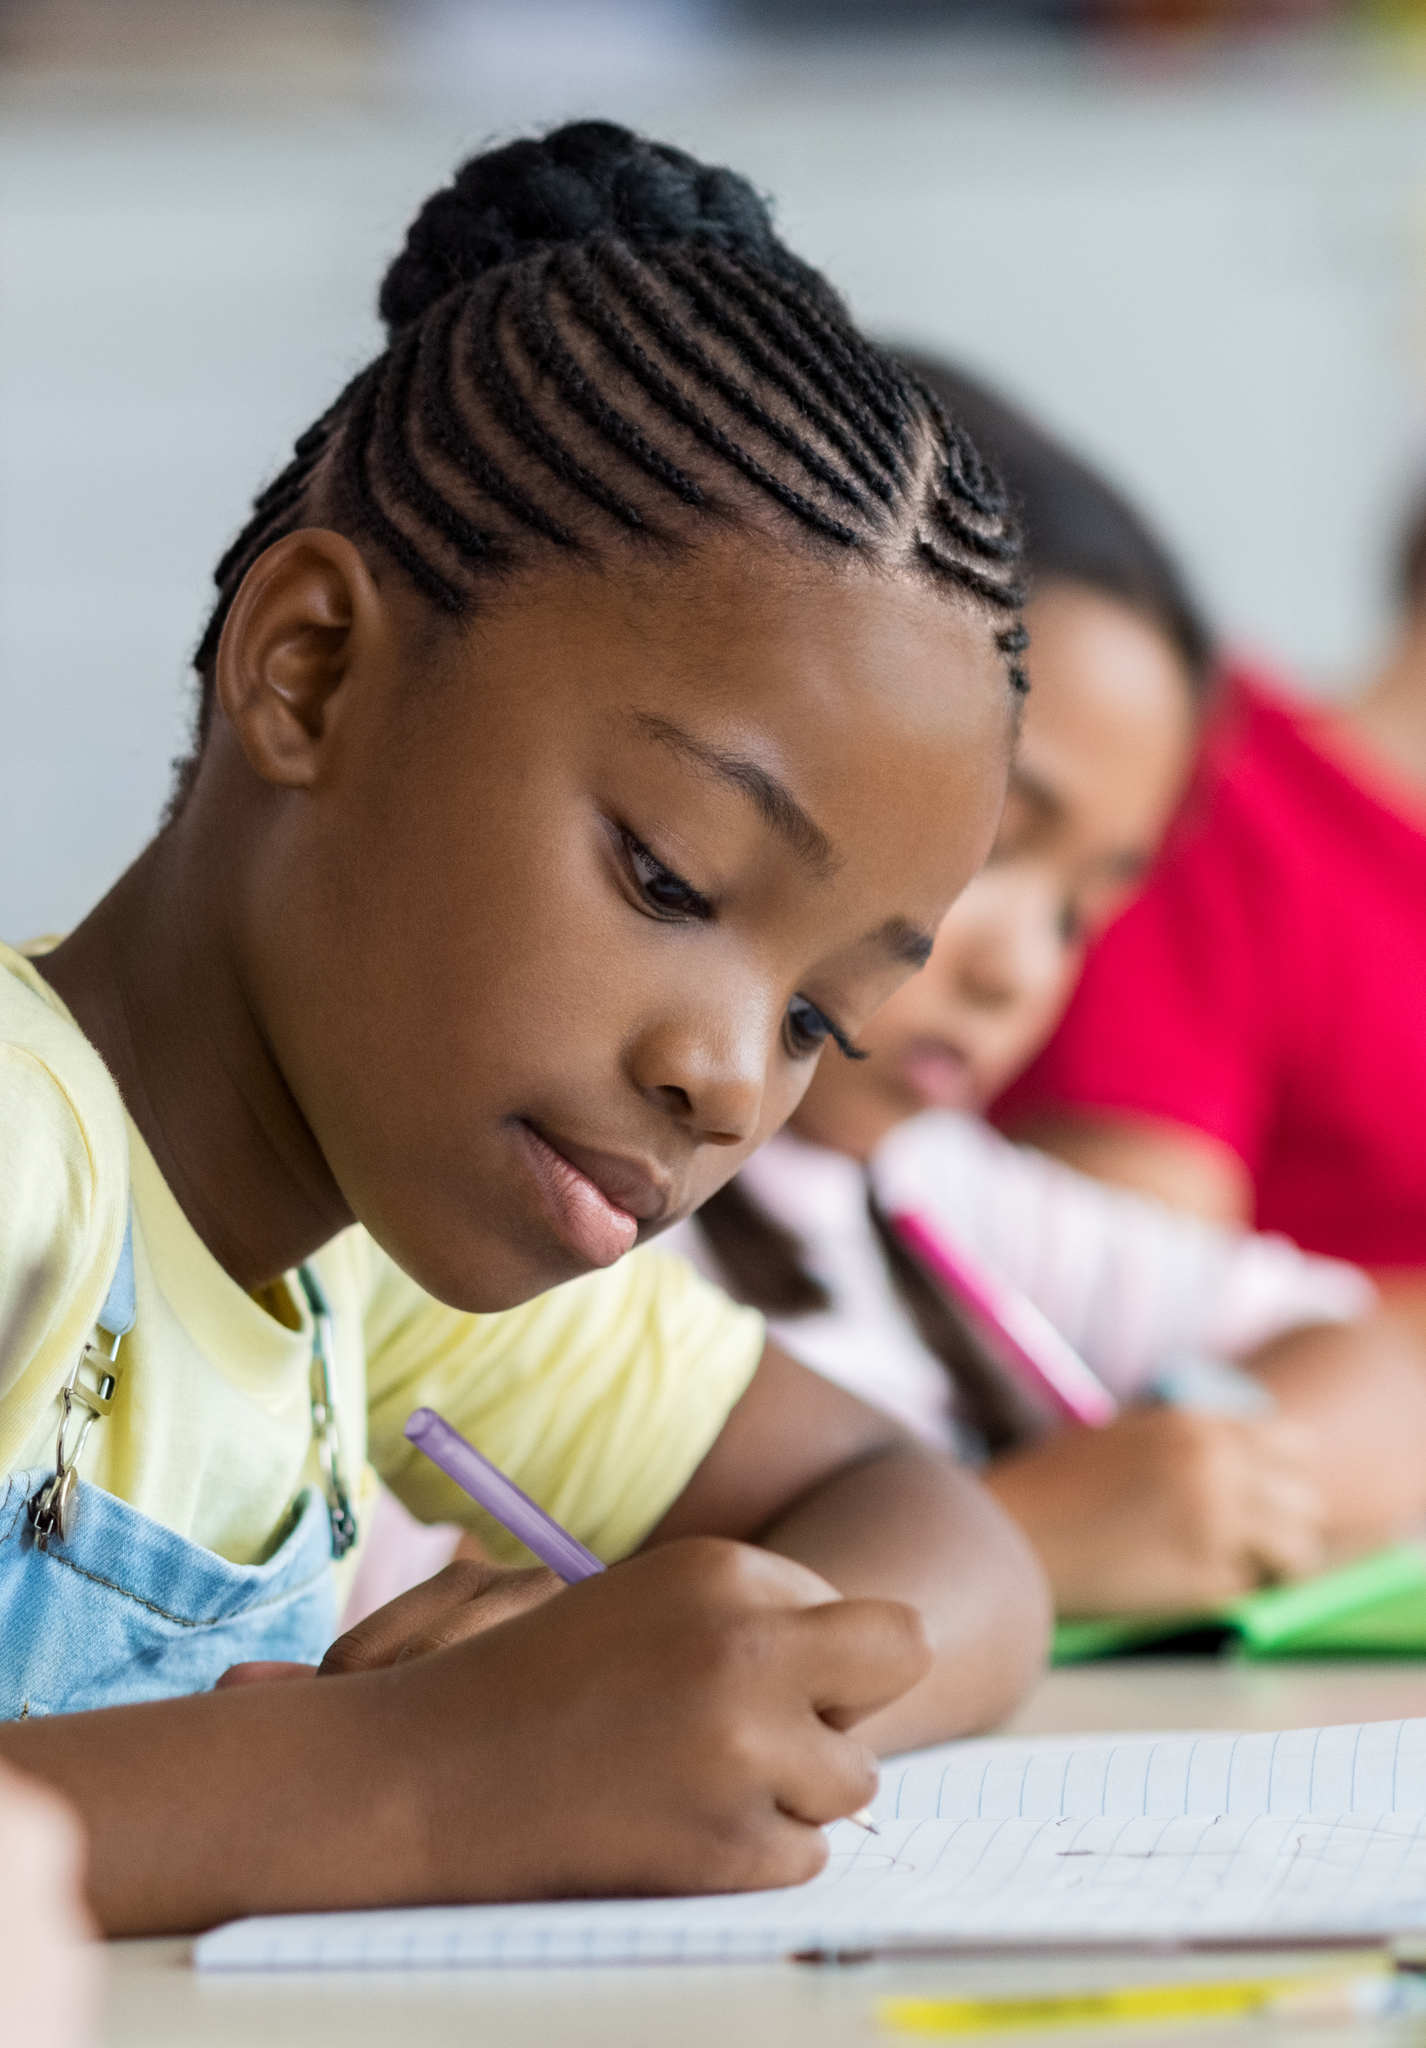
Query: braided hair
[
  {"left": 175, "top": 123, "right": 1026, "bottom": 811},
  {"left": 900, "top": 352, "right": 1215, "bottom": 698}
]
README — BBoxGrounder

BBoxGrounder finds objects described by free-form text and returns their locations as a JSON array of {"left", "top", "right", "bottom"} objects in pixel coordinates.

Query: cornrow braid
[
  {"left": 510, "top": 252, "right": 706, "bottom": 509},
  {"left": 176, "top": 123, "right": 1025, "bottom": 814},
  {"left": 554, "top": 244, "right": 864, "bottom": 546},
  {"left": 655, "top": 250, "right": 899, "bottom": 503},
  {"left": 416, "top": 289, "right": 575, "bottom": 549},
  {"left": 586, "top": 243, "right": 876, "bottom": 516},
  {"left": 677, "top": 245, "right": 910, "bottom": 478}
]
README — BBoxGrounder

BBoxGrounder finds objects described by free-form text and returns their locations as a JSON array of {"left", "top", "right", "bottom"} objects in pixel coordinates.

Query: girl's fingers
[
  {"left": 213, "top": 1661, "right": 319, "bottom": 1688},
  {"left": 770, "top": 1718, "right": 881, "bottom": 1829},
  {"left": 790, "top": 1594, "right": 933, "bottom": 1731},
  {"left": 1245, "top": 1416, "right": 1316, "bottom": 1476},
  {"left": 321, "top": 1560, "right": 561, "bottom": 1674},
  {"left": 1236, "top": 1472, "right": 1327, "bottom": 1585},
  {"left": 1244, "top": 1529, "right": 1326, "bottom": 1586},
  {"left": 703, "top": 1805, "right": 834, "bottom": 1897}
]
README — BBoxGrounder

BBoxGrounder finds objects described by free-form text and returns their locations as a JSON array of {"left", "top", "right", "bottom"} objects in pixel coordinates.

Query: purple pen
[
  {"left": 403, "top": 1406, "right": 604, "bottom": 1583},
  {"left": 403, "top": 1403, "right": 879, "bottom": 1835}
]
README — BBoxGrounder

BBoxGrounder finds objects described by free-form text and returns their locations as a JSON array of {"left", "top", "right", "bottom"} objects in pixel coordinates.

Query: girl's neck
[
  {"left": 1340, "top": 616, "right": 1426, "bottom": 793},
  {"left": 36, "top": 828, "right": 352, "bottom": 1292}
]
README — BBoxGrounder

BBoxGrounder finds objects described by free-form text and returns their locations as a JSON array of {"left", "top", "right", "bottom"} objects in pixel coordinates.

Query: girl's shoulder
[{"left": 0, "top": 942, "right": 131, "bottom": 1454}]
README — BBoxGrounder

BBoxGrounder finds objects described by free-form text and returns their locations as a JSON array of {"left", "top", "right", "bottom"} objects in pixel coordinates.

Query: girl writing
[{"left": 0, "top": 127, "right": 1048, "bottom": 1933}]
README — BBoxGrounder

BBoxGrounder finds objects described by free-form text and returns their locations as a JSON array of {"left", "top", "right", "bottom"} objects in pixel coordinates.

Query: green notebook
[{"left": 1053, "top": 1542, "right": 1426, "bottom": 1664}]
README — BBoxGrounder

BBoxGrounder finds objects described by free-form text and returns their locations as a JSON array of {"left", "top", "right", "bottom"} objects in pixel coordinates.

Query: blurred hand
[
  {"left": 0, "top": 1759, "right": 102, "bottom": 2048},
  {"left": 985, "top": 1406, "right": 1326, "bottom": 1617}
]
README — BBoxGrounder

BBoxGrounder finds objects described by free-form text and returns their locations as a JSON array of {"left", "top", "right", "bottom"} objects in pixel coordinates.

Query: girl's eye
[
  {"left": 784, "top": 995, "right": 869, "bottom": 1063},
  {"left": 622, "top": 831, "right": 713, "bottom": 921}
]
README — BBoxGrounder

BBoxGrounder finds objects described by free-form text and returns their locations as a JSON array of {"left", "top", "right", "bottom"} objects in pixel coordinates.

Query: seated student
[
  {"left": 0, "top": 1762, "right": 99, "bottom": 2047},
  {"left": 0, "top": 126, "right": 1051, "bottom": 1936},
  {"left": 997, "top": 488, "right": 1426, "bottom": 1290},
  {"left": 668, "top": 359, "right": 1426, "bottom": 1622}
]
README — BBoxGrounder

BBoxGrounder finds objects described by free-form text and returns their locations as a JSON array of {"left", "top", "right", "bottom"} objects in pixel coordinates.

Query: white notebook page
[
  {"left": 195, "top": 1718, "right": 1426, "bottom": 1972},
  {"left": 873, "top": 1717, "right": 1426, "bottom": 1823}
]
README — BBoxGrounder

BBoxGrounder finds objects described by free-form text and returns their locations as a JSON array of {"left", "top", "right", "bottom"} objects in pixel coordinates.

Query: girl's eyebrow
[
  {"left": 870, "top": 916, "right": 936, "bottom": 969},
  {"left": 630, "top": 712, "right": 840, "bottom": 879},
  {"left": 630, "top": 712, "right": 935, "bottom": 968}
]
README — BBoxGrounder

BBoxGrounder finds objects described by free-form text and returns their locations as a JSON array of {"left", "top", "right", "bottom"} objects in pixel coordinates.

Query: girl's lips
[
  {"left": 515, "top": 1123, "right": 641, "bottom": 1268},
  {"left": 898, "top": 1041, "right": 976, "bottom": 1113}
]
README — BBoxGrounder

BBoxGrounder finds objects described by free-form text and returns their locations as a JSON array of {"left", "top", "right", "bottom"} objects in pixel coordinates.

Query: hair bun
[{"left": 379, "top": 121, "right": 805, "bottom": 334}]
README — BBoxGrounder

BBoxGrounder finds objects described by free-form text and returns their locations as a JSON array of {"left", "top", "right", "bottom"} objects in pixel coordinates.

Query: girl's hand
[
  {"left": 389, "top": 1535, "right": 930, "bottom": 1901},
  {"left": 213, "top": 1557, "right": 564, "bottom": 1689},
  {"left": 985, "top": 1406, "right": 1326, "bottom": 1617},
  {"left": 39, "top": 1533, "right": 932, "bottom": 1930},
  {"left": 322, "top": 1557, "right": 564, "bottom": 1672}
]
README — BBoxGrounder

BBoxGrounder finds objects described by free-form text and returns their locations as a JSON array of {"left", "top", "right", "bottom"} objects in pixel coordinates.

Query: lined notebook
[{"left": 196, "top": 1717, "right": 1426, "bottom": 1970}]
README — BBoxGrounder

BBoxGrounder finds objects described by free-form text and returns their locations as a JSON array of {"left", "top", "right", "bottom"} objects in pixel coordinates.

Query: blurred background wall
[{"left": 6, "top": 0, "right": 1426, "bottom": 936}]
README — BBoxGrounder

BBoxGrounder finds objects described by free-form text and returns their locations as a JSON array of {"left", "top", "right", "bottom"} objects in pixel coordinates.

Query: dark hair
[
  {"left": 175, "top": 123, "right": 1027, "bottom": 810},
  {"left": 697, "top": 1177, "right": 1051, "bottom": 1455},
  {"left": 1397, "top": 485, "right": 1426, "bottom": 615},
  {"left": 896, "top": 354, "right": 1215, "bottom": 696}
]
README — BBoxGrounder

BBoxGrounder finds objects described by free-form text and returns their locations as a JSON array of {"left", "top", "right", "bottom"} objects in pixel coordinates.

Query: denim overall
[{"left": 0, "top": 1220, "right": 357, "bottom": 1719}]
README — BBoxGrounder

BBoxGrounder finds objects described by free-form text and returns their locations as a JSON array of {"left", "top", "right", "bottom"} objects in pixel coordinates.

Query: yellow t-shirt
[{"left": 0, "top": 942, "right": 765, "bottom": 1584}]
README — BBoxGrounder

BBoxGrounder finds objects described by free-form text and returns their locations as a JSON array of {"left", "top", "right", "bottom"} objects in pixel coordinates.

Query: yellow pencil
[{"left": 878, "top": 1962, "right": 1394, "bottom": 2033}]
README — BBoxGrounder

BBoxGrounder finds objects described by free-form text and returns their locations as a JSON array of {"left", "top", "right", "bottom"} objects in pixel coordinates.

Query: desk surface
[{"left": 105, "top": 1659, "right": 1426, "bottom": 2048}]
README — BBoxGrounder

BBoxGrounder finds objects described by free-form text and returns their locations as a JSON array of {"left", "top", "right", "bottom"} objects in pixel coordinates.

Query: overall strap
[
  {"left": 29, "top": 1204, "right": 136, "bottom": 1548},
  {"left": 97, "top": 1212, "right": 137, "bottom": 1341},
  {"left": 296, "top": 1263, "right": 358, "bottom": 1560},
  {"left": 29, "top": 1216, "right": 358, "bottom": 1564}
]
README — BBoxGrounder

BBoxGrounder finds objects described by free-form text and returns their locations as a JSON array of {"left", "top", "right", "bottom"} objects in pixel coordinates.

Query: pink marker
[{"left": 888, "top": 1210, "right": 1118, "bottom": 1428}]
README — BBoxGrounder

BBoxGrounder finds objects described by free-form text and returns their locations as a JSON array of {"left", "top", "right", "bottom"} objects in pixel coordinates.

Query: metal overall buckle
[
  {"left": 297, "top": 1264, "right": 358, "bottom": 1560},
  {"left": 29, "top": 1330, "right": 123, "bottom": 1550}
]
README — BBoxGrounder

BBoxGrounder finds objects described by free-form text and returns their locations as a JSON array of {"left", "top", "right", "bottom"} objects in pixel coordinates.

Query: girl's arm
[
  {"left": 0, "top": 1343, "right": 1042, "bottom": 1935},
  {"left": 874, "top": 1113, "right": 1373, "bottom": 1397},
  {"left": 329, "top": 1342, "right": 1051, "bottom": 1747},
  {"left": 1, "top": 1534, "right": 930, "bottom": 1936},
  {"left": 1245, "top": 1313, "right": 1426, "bottom": 1540},
  {"left": 1003, "top": 1111, "right": 1252, "bottom": 1226}
]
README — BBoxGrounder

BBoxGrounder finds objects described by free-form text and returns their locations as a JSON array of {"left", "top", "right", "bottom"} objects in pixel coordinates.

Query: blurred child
[
  {"left": 0, "top": 1761, "right": 101, "bottom": 2047},
  {"left": 669, "top": 360, "right": 1426, "bottom": 1620},
  {"left": 999, "top": 492, "right": 1426, "bottom": 1283},
  {"left": 0, "top": 127, "right": 1050, "bottom": 1936}
]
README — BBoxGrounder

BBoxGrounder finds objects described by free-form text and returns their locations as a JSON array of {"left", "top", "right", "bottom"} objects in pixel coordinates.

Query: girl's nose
[{"left": 629, "top": 1014, "right": 766, "bottom": 1147}]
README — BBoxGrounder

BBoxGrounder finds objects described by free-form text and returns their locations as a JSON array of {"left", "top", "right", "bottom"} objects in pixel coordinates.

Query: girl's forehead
[
  {"left": 415, "top": 552, "right": 1016, "bottom": 935},
  {"left": 1022, "top": 585, "right": 1191, "bottom": 726},
  {"left": 461, "top": 543, "right": 1016, "bottom": 734}
]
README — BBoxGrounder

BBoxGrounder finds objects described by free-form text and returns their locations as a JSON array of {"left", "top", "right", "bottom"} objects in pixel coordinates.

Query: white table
[
  {"left": 104, "top": 1660, "right": 1426, "bottom": 2048},
  {"left": 1002, "top": 1655, "right": 1426, "bottom": 1738}
]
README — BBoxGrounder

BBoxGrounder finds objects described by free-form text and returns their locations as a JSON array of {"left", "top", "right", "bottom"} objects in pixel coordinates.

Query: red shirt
[{"left": 995, "top": 667, "right": 1426, "bottom": 1269}]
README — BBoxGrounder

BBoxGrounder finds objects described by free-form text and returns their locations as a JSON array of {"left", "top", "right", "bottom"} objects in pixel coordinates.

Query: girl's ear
[{"left": 213, "top": 531, "right": 384, "bottom": 790}]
